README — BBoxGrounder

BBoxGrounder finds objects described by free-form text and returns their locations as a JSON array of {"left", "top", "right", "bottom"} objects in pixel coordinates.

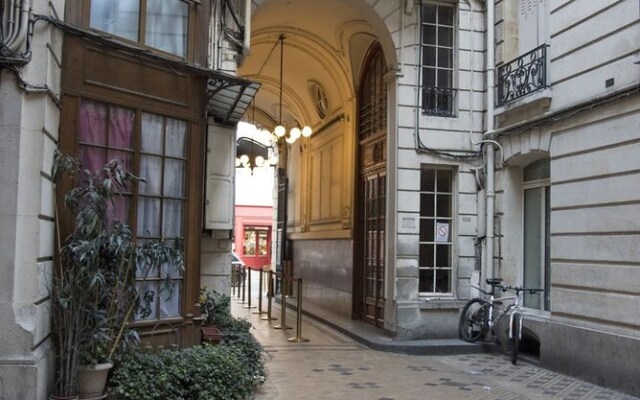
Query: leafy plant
[{"left": 50, "top": 151, "right": 183, "bottom": 397}]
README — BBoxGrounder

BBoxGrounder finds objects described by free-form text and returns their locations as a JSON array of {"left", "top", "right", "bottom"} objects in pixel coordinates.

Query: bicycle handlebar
[{"left": 483, "top": 279, "right": 543, "bottom": 295}]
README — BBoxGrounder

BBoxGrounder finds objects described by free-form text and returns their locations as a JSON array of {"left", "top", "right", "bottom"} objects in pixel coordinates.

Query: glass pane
[
  {"left": 109, "top": 106, "right": 134, "bottom": 149},
  {"left": 163, "top": 159, "right": 185, "bottom": 197},
  {"left": 421, "top": 168, "right": 436, "bottom": 191},
  {"left": 135, "top": 281, "right": 158, "bottom": 320},
  {"left": 420, "top": 194, "right": 435, "bottom": 217},
  {"left": 160, "top": 280, "right": 181, "bottom": 318},
  {"left": 161, "top": 248, "right": 183, "bottom": 278},
  {"left": 438, "top": 47, "right": 453, "bottom": 68},
  {"left": 437, "top": 69, "right": 452, "bottom": 88},
  {"left": 437, "top": 194, "right": 451, "bottom": 217},
  {"left": 139, "top": 155, "right": 162, "bottom": 195},
  {"left": 420, "top": 219, "right": 434, "bottom": 242},
  {"left": 438, "top": 27, "right": 453, "bottom": 47},
  {"left": 78, "top": 146, "right": 107, "bottom": 175},
  {"left": 165, "top": 118, "right": 187, "bottom": 158},
  {"left": 544, "top": 186, "right": 551, "bottom": 311},
  {"left": 90, "top": 0, "right": 140, "bottom": 41},
  {"left": 141, "top": 113, "right": 164, "bottom": 154},
  {"left": 423, "top": 46, "right": 436, "bottom": 67},
  {"left": 422, "top": 3, "right": 436, "bottom": 23},
  {"left": 524, "top": 187, "right": 543, "bottom": 309},
  {"left": 423, "top": 67, "right": 436, "bottom": 87},
  {"left": 438, "top": 5, "right": 454, "bottom": 25},
  {"left": 435, "top": 244, "right": 450, "bottom": 266},
  {"left": 437, "top": 169, "right": 452, "bottom": 192},
  {"left": 435, "top": 269, "right": 451, "bottom": 293},
  {"left": 79, "top": 100, "right": 107, "bottom": 145},
  {"left": 162, "top": 200, "right": 184, "bottom": 238},
  {"left": 145, "top": 0, "right": 189, "bottom": 57},
  {"left": 423, "top": 25, "right": 436, "bottom": 45},
  {"left": 258, "top": 231, "right": 268, "bottom": 256},
  {"left": 244, "top": 230, "right": 256, "bottom": 256},
  {"left": 419, "top": 244, "right": 434, "bottom": 268},
  {"left": 419, "top": 269, "right": 434, "bottom": 292},
  {"left": 524, "top": 158, "right": 550, "bottom": 181},
  {"left": 137, "top": 197, "right": 161, "bottom": 236}
]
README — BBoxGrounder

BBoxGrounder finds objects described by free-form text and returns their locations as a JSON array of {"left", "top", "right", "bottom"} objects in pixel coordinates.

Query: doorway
[{"left": 355, "top": 43, "right": 387, "bottom": 328}]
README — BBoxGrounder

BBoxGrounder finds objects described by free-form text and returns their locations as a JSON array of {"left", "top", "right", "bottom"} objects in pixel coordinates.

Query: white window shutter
[{"left": 204, "top": 121, "right": 235, "bottom": 230}]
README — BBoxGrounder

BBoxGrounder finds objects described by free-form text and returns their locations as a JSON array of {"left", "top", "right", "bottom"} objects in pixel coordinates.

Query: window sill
[
  {"left": 495, "top": 87, "right": 552, "bottom": 127},
  {"left": 418, "top": 298, "right": 466, "bottom": 310}
]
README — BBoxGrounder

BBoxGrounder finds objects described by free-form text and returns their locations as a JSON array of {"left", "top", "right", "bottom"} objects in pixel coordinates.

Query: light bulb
[
  {"left": 240, "top": 154, "right": 249, "bottom": 164},
  {"left": 290, "top": 127, "right": 301, "bottom": 140},
  {"left": 255, "top": 155, "right": 265, "bottom": 167},
  {"left": 268, "top": 155, "right": 279, "bottom": 165},
  {"left": 285, "top": 135, "right": 296, "bottom": 144},
  {"left": 274, "top": 125, "right": 286, "bottom": 137},
  {"left": 302, "top": 126, "right": 312, "bottom": 137},
  {"left": 235, "top": 158, "right": 242, "bottom": 167}
]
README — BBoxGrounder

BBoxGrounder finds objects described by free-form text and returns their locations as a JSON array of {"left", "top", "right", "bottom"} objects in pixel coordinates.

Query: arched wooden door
[{"left": 354, "top": 43, "right": 387, "bottom": 328}]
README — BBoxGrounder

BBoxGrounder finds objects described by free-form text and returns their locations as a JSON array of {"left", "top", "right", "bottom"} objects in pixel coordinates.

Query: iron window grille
[
  {"left": 422, "top": 86, "right": 457, "bottom": 117},
  {"left": 497, "top": 44, "right": 549, "bottom": 106}
]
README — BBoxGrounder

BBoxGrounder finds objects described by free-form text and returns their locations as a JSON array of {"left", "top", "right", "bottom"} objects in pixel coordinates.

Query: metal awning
[
  {"left": 206, "top": 74, "right": 260, "bottom": 126},
  {"left": 236, "top": 136, "right": 269, "bottom": 159}
]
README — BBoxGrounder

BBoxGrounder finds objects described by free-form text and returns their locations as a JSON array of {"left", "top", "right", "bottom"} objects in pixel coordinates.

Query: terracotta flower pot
[
  {"left": 77, "top": 362, "right": 113, "bottom": 399},
  {"left": 201, "top": 325, "right": 222, "bottom": 344}
]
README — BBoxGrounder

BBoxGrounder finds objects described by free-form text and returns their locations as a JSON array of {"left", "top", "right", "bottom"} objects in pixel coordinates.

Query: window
[
  {"left": 419, "top": 167, "right": 453, "bottom": 294},
  {"left": 78, "top": 99, "right": 187, "bottom": 321},
  {"left": 421, "top": 2, "right": 456, "bottom": 117},
  {"left": 243, "top": 227, "right": 269, "bottom": 257},
  {"left": 90, "top": 0, "right": 189, "bottom": 57},
  {"left": 523, "top": 159, "right": 550, "bottom": 311}
]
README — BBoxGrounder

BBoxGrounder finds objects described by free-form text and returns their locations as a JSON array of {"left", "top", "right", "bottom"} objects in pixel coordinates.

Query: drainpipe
[
  {"left": 484, "top": 0, "right": 496, "bottom": 285},
  {"left": 4, "top": 0, "right": 30, "bottom": 54},
  {"left": 238, "top": 0, "right": 251, "bottom": 66}
]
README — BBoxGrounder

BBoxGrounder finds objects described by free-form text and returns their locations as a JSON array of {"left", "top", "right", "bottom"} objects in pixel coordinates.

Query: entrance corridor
[{"left": 231, "top": 275, "right": 638, "bottom": 400}]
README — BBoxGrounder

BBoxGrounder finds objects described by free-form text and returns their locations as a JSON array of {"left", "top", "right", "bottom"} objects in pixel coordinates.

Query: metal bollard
[
  {"left": 273, "top": 273, "right": 291, "bottom": 330},
  {"left": 243, "top": 268, "right": 256, "bottom": 309},
  {"left": 231, "top": 265, "right": 236, "bottom": 297},
  {"left": 288, "top": 278, "right": 309, "bottom": 342},
  {"left": 253, "top": 268, "right": 267, "bottom": 315},
  {"left": 261, "top": 269, "right": 277, "bottom": 321},
  {"left": 240, "top": 265, "right": 247, "bottom": 304}
]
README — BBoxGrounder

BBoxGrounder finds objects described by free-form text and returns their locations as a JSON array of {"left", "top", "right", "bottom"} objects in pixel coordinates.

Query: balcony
[
  {"left": 422, "top": 86, "right": 457, "bottom": 117},
  {"left": 497, "top": 44, "right": 549, "bottom": 107}
]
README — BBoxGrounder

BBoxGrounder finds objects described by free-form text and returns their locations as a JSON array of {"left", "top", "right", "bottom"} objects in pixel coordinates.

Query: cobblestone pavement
[{"left": 231, "top": 288, "right": 638, "bottom": 400}]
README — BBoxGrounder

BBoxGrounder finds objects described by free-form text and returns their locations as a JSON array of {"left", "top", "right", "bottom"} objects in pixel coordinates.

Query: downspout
[
  {"left": 484, "top": 0, "right": 496, "bottom": 284},
  {"left": 4, "top": 0, "right": 30, "bottom": 54},
  {"left": 238, "top": 0, "right": 251, "bottom": 66}
]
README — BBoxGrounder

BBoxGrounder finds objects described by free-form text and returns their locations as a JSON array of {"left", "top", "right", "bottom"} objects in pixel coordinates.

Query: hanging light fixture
[
  {"left": 236, "top": 100, "right": 278, "bottom": 173},
  {"left": 273, "top": 34, "right": 313, "bottom": 144}
]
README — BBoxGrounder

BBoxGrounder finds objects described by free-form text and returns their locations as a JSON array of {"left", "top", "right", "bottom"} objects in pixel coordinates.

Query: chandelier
[
  {"left": 236, "top": 100, "right": 278, "bottom": 172},
  {"left": 273, "top": 34, "right": 312, "bottom": 144}
]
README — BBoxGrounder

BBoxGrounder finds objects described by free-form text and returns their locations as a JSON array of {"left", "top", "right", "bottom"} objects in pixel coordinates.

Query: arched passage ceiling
[{"left": 238, "top": 0, "right": 397, "bottom": 132}]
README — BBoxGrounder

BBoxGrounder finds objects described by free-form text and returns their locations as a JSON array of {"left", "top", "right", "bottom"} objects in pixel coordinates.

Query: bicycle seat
[{"left": 486, "top": 278, "right": 503, "bottom": 286}]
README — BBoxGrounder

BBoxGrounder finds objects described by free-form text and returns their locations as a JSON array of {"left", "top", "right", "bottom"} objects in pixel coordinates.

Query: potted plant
[
  {"left": 50, "top": 152, "right": 183, "bottom": 399},
  {"left": 197, "top": 287, "right": 224, "bottom": 344}
]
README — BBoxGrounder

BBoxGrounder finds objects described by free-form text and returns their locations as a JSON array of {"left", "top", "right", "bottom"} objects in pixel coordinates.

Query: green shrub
[{"left": 108, "top": 344, "right": 266, "bottom": 400}]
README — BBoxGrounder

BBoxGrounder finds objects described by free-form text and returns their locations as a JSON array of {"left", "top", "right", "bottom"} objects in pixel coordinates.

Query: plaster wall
[{"left": 0, "top": 0, "right": 64, "bottom": 398}]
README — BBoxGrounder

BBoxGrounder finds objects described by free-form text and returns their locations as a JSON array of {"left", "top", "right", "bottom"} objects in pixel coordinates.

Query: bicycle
[{"left": 459, "top": 278, "right": 544, "bottom": 364}]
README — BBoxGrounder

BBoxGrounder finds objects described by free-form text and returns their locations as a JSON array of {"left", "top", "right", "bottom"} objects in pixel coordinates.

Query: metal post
[
  {"left": 231, "top": 265, "right": 236, "bottom": 297},
  {"left": 253, "top": 268, "right": 266, "bottom": 314},
  {"left": 288, "top": 278, "right": 309, "bottom": 342},
  {"left": 243, "top": 268, "right": 256, "bottom": 309},
  {"left": 273, "top": 272, "right": 291, "bottom": 330},
  {"left": 261, "top": 269, "right": 277, "bottom": 321},
  {"left": 240, "top": 265, "right": 247, "bottom": 304}
]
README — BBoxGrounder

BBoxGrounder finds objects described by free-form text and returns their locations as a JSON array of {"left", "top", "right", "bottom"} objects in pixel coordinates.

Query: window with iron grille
[
  {"left": 421, "top": 2, "right": 456, "bottom": 117},
  {"left": 419, "top": 167, "right": 453, "bottom": 294}
]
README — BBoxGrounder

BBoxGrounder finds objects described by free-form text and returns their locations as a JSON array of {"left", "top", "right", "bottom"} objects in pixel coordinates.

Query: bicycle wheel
[
  {"left": 510, "top": 312, "right": 521, "bottom": 364},
  {"left": 459, "top": 298, "right": 488, "bottom": 342}
]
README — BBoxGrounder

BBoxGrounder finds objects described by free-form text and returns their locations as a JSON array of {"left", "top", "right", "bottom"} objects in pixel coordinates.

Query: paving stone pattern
[{"left": 233, "top": 289, "right": 638, "bottom": 400}]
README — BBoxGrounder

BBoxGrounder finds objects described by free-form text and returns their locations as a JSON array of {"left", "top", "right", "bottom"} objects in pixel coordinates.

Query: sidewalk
[{"left": 231, "top": 278, "right": 639, "bottom": 400}]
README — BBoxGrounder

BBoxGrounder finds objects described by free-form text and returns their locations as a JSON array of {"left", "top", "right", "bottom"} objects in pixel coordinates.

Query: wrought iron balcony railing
[
  {"left": 422, "top": 86, "right": 457, "bottom": 117},
  {"left": 497, "top": 44, "right": 549, "bottom": 106}
]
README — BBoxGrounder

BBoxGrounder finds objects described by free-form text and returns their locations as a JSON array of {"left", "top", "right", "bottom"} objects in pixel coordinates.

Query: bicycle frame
[{"left": 472, "top": 286, "right": 522, "bottom": 340}]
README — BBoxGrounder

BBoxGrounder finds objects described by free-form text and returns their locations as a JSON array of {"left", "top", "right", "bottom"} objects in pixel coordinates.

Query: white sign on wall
[{"left": 436, "top": 222, "right": 450, "bottom": 242}]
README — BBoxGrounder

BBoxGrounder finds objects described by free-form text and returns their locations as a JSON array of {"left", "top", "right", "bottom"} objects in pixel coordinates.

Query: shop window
[
  {"left": 77, "top": 99, "right": 187, "bottom": 321},
  {"left": 419, "top": 167, "right": 454, "bottom": 294},
  {"left": 90, "top": 0, "right": 189, "bottom": 57},
  {"left": 243, "top": 227, "right": 269, "bottom": 257},
  {"left": 421, "top": 2, "right": 457, "bottom": 117}
]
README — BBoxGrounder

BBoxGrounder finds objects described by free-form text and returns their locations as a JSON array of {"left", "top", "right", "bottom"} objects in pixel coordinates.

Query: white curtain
[
  {"left": 90, "top": 0, "right": 140, "bottom": 41},
  {"left": 145, "top": 0, "right": 189, "bottom": 57}
]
